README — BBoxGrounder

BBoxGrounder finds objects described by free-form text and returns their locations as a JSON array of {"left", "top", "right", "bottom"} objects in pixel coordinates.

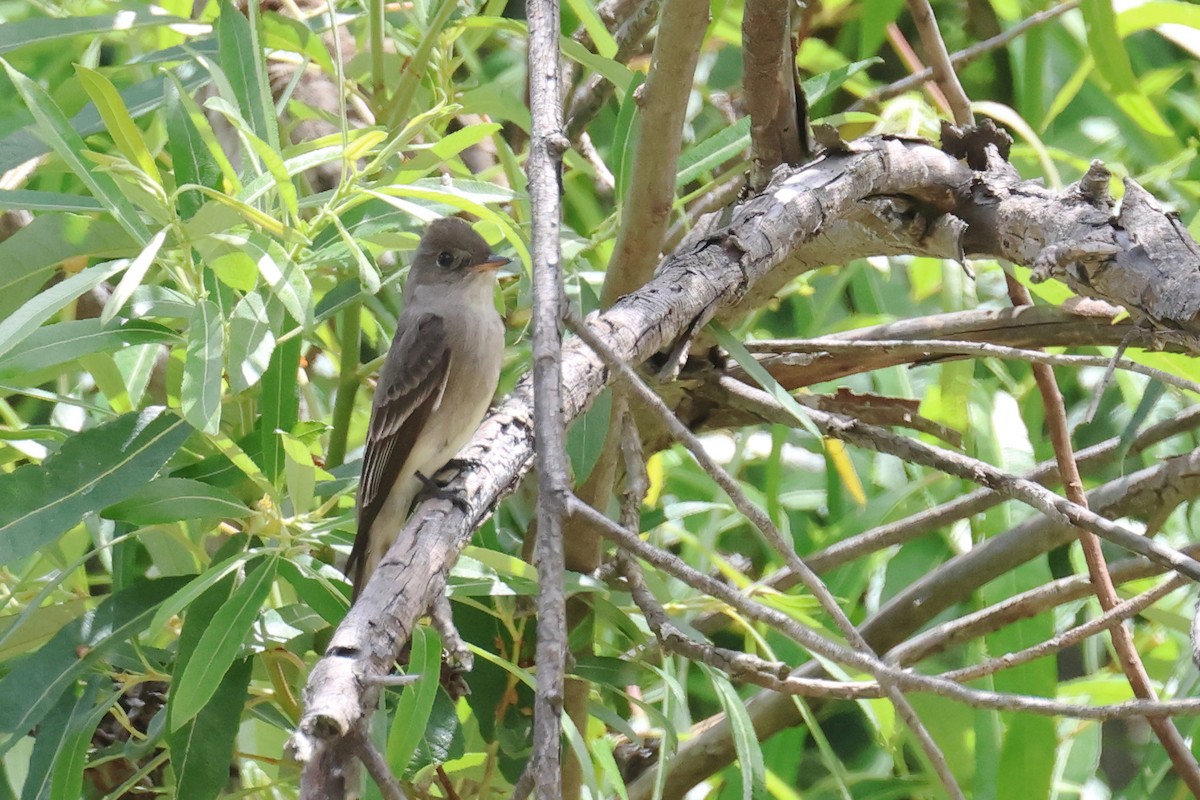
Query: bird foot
[{"left": 414, "top": 471, "right": 471, "bottom": 514}]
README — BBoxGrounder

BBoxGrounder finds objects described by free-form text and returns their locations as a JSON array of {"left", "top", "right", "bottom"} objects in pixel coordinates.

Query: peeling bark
[{"left": 289, "top": 134, "right": 1200, "bottom": 787}]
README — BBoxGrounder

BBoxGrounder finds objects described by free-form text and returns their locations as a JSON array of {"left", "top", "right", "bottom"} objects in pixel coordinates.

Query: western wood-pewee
[{"left": 346, "top": 217, "right": 508, "bottom": 598}]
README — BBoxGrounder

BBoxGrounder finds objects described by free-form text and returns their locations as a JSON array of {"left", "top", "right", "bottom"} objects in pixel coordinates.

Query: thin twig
[
  {"left": 572, "top": 497, "right": 1200, "bottom": 720},
  {"left": 857, "top": 1, "right": 1081, "bottom": 109},
  {"left": 564, "top": 312, "right": 966, "bottom": 799},
  {"left": 565, "top": 0, "right": 662, "bottom": 141},
  {"left": 716, "top": 377, "right": 1200, "bottom": 581},
  {"left": 885, "top": 22, "right": 951, "bottom": 117},
  {"left": 743, "top": 337, "right": 1200, "bottom": 396},
  {"left": 1005, "top": 276, "right": 1200, "bottom": 794},
  {"left": 742, "top": 0, "right": 805, "bottom": 189},
  {"left": 523, "top": 0, "right": 571, "bottom": 797},
  {"left": 905, "top": 0, "right": 974, "bottom": 124},
  {"left": 355, "top": 731, "right": 408, "bottom": 800},
  {"left": 938, "top": 575, "right": 1187, "bottom": 684}
]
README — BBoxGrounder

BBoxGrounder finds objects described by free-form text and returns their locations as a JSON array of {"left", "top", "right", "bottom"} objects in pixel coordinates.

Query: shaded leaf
[
  {"left": 217, "top": 0, "right": 280, "bottom": 152},
  {"left": 182, "top": 299, "right": 224, "bottom": 434},
  {"left": 0, "top": 59, "right": 150, "bottom": 242},
  {"left": 103, "top": 477, "right": 251, "bottom": 524},
  {"left": 388, "top": 626, "right": 444, "bottom": 776},
  {"left": 167, "top": 657, "right": 252, "bottom": 800},
  {"left": 0, "top": 577, "right": 188, "bottom": 753},
  {"left": 0, "top": 408, "right": 192, "bottom": 565},
  {"left": 169, "top": 557, "right": 277, "bottom": 730}
]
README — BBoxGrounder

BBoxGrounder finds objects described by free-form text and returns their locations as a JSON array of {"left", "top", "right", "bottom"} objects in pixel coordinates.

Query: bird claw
[{"left": 414, "top": 471, "right": 471, "bottom": 514}]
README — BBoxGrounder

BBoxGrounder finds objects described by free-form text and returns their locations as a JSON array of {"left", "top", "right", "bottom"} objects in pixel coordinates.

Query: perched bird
[{"left": 346, "top": 217, "right": 509, "bottom": 598}]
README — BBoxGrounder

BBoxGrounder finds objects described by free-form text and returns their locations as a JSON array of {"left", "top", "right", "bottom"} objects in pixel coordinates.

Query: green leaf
[
  {"left": 801, "top": 57, "right": 881, "bottom": 106},
  {"left": 387, "top": 626, "right": 444, "bottom": 776},
  {"left": 0, "top": 213, "right": 134, "bottom": 321},
  {"left": 103, "top": 477, "right": 251, "bottom": 524},
  {"left": 0, "top": 319, "right": 175, "bottom": 383},
  {"left": 0, "top": 577, "right": 188, "bottom": 754},
  {"left": 0, "top": 258, "right": 127, "bottom": 362},
  {"left": 0, "top": 59, "right": 150, "bottom": 243},
  {"left": 1080, "top": 0, "right": 1172, "bottom": 138},
  {"left": 169, "top": 557, "right": 277, "bottom": 731},
  {"left": 709, "top": 323, "right": 819, "bottom": 437},
  {"left": 0, "top": 600, "right": 88, "bottom": 664},
  {"left": 19, "top": 677, "right": 103, "bottom": 800},
  {"left": 206, "top": 96, "right": 299, "bottom": 220},
  {"left": 182, "top": 299, "right": 225, "bottom": 434},
  {"left": 260, "top": 331, "right": 301, "bottom": 482},
  {"left": 278, "top": 559, "right": 349, "bottom": 624},
  {"left": 217, "top": 0, "right": 280, "bottom": 152},
  {"left": 167, "top": 657, "right": 252, "bottom": 800},
  {"left": 166, "top": 80, "right": 224, "bottom": 220},
  {"left": 75, "top": 66, "right": 161, "bottom": 183},
  {"left": 705, "top": 666, "right": 767, "bottom": 800},
  {"left": 563, "top": 0, "right": 618, "bottom": 57},
  {"left": 676, "top": 117, "right": 750, "bottom": 189},
  {"left": 0, "top": 189, "right": 102, "bottom": 212},
  {"left": 0, "top": 12, "right": 190, "bottom": 55},
  {"left": 612, "top": 73, "right": 645, "bottom": 204},
  {"left": 0, "top": 69, "right": 211, "bottom": 174},
  {"left": 0, "top": 408, "right": 192, "bottom": 565},
  {"left": 566, "top": 386, "right": 611, "bottom": 484},
  {"left": 227, "top": 291, "right": 277, "bottom": 393},
  {"left": 102, "top": 228, "right": 168, "bottom": 324}
]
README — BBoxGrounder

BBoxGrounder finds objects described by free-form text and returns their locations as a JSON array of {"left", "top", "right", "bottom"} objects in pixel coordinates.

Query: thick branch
[
  {"left": 600, "top": 0, "right": 709, "bottom": 306},
  {"left": 291, "top": 136, "right": 1200, "bottom": 778}
]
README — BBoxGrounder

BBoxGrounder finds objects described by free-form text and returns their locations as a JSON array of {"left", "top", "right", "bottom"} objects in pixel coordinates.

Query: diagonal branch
[{"left": 289, "top": 136, "right": 1200, "bottom": 788}]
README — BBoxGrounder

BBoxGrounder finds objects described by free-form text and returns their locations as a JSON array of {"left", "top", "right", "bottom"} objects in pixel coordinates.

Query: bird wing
[{"left": 346, "top": 312, "right": 451, "bottom": 591}]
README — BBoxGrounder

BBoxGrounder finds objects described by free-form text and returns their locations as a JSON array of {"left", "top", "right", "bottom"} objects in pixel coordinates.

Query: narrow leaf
[
  {"left": 166, "top": 80, "right": 224, "bottom": 220},
  {"left": 217, "top": 0, "right": 280, "bottom": 151},
  {"left": 0, "top": 408, "right": 192, "bottom": 564},
  {"left": 0, "top": 59, "right": 149, "bottom": 242},
  {"left": 260, "top": 332, "right": 301, "bottom": 481},
  {"left": 102, "top": 228, "right": 167, "bottom": 324},
  {"left": 0, "top": 259, "right": 126, "bottom": 362},
  {"left": 387, "top": 627, "right": 443, "bottom": 776},
  {"left": 75, "top": 65, "right": 161, "bottom": 182},
  {"left": 182, "top": 299, "right": 225, "bottom": 434},
  {"left": 167, "top": 657, "right": 252, "bottom": 800},
  {"left": 0, "top": 213, "right": 133, "bottom": 321},
  {"left": 227, "top": 291, "right": 277, "bottom": 392},
  {"left": 103, "top": 477, "right": 250, "bottom": 524},
  {"left": 0, "top": 12, "right": 190, "bottom": 55},
  {"left": 169, "top": 558, "right": 277, "bottom": 730},
  {"left": 0, "top": 577, "right": 188, "bottom": 752}
]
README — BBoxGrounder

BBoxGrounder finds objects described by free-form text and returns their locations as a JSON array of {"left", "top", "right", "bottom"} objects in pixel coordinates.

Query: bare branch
[
  {"left": 742, "top": 0, "right": 805, "bottom": 189},
  {"left": 742, "top": 337, "right": 1200, "bottom": 396},
  {"left": 857, "top": 1, "right": 1081, "bottom": 109},
  {"left": 574, "top": 497, "right": 1200, "bottom": 720},
  {"left": 523, "top": 0, "right": 571, "bottom": 795},
  {"left": 600, "top": 0, "right": 709, "bottom": 306},
  {"left": 905, "top": 0, "right": 974, "bottom": 124},
  {"left": 565, "top": 312, "right": 964, "bottom": 799}
]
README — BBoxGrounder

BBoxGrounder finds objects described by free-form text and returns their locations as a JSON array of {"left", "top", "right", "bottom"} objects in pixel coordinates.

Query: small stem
[
  {"left": 326, "top": 301, "right": 362, "bottom": 468},
  {"left": 369, "top": 0, "right": 386, "bottom": 102}
]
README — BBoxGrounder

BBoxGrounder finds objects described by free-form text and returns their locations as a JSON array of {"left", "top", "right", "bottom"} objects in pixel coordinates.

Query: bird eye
[{"left": 436, "top": 251, "right": 456, "bottom": 269}]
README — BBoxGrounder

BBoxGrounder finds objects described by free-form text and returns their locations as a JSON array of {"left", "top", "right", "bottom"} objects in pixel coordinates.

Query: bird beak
[{"left": 474, "top": 255, "right": 511, "bottom": 273}]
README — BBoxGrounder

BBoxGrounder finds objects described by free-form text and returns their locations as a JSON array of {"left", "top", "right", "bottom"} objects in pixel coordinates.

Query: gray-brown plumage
[{"left": 347, "top": 217, "right": 508, "bottom": 598}]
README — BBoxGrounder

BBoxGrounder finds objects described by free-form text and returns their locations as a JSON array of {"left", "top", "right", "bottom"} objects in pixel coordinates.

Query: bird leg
[{"left": 413, "top": 470, "right": 471, "bottom": 514}]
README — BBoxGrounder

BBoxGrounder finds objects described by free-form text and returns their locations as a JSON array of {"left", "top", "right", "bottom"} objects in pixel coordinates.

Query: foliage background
[{"left": 1, "top": 0, "right": 1200, "bottom": 798}]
